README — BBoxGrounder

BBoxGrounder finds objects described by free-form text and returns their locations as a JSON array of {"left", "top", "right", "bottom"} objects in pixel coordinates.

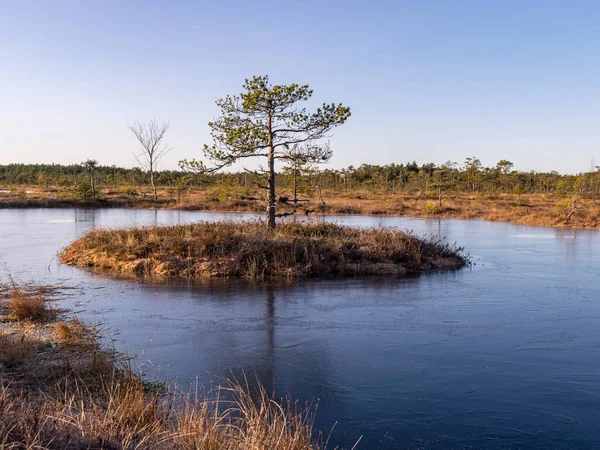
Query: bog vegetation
[
  {"left": 59, "top": 221, "right": 467, "bottom": 279},
  {"left": 0, "top": 283, "right": 350, "bottom": 449},
  {"left": 4, "top": 158, "right": 600, "bottom": 228},
  {"left": 3, "top": 158, "right": 600, "bottom": 198}
]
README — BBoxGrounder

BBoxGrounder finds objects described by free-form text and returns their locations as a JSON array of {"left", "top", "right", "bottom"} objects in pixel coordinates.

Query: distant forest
[{"left": 1, "top": 159, "right": 599, "bottom": 197}]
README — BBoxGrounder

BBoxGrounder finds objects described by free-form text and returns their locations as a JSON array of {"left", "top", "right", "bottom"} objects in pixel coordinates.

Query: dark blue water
[{"left": 1, "top": 208, "right": 599, "bottom": 449}]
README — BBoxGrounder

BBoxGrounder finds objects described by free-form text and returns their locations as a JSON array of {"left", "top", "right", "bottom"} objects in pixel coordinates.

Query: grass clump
[
  {"left": 0, "top": 333, "right": 38, "bottom": 368},
  {"left": 59, "top": 220, "right": 468, "bottom": 279},
  {"left": 10, "top": 291, "right": 56, "bottom": 322},
  {"left": 1, "top": 286, "right": 116, "bottom": 388},
  {"left": 55, "top": 318, "right": 98, "bottom": 348},
  {"left": 0, "top": 282, "right": 351, "bottom": 449}
]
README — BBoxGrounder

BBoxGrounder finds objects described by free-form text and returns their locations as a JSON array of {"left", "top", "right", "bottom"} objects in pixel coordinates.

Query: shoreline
[
  {"left": 0, "top": 283, "right": 344, "bottom": 449},
  {"left": 2, "top": 189, "right": 599, "bottom": 230}
]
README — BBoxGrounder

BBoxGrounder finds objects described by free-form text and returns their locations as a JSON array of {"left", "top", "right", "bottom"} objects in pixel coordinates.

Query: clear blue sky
[{"left": 1, "top": 0, "right": 599, "bottom": 173}]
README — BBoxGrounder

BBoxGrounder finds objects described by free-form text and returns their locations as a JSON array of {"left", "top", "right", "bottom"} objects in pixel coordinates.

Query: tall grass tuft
[
  {"left": 10, "top": 291, "right": 55, "bottom": 322},
  {"left": 0, "top": 373, "right": 332, "bottom": 449}
]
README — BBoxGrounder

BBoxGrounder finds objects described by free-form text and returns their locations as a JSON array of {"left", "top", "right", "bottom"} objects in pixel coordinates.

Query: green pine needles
[{"left": 180, "top": 75, "right": 350, "bottom": 228}]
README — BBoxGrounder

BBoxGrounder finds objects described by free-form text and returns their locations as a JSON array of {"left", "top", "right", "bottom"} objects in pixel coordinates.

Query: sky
[{"left": 1, "top": 0, "right": 599, "bottom": 174}]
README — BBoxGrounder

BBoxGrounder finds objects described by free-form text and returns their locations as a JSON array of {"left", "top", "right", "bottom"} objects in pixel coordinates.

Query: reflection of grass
[
  {"left": 60, "top": 220, "right": 468, "bottom": 279},
  {"left": 0, "top": 283, "right": 347, "bottom": 449}
]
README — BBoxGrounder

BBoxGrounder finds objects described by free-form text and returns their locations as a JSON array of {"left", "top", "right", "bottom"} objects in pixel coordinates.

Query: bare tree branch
[{"left": 129, "top": 119, "right": 170, "bottom": 201}]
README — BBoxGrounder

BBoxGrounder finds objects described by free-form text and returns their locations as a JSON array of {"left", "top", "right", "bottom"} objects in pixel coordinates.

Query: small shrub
[
  {"left": 205, "top": 185, "right": 231, "bottom": 202},
  {"left": 556, "top": 180, "right": 572, "bottom": 197},
  {"left": 118, "top": 186, "right": 139, "bottom": 197},
  {"left": 556, "top": 197, "right": 579, "bottom": 222},
  {"left": 73, "top": 182, "right": 95, "bottom": 200},
  {"left": 423, "top": 203, "right": 438, "bottom": 215}
]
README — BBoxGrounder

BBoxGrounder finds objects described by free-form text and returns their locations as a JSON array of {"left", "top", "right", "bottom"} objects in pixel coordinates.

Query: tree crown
[{"left": 180, "top": 75, "right": 350, "bottom": 173}]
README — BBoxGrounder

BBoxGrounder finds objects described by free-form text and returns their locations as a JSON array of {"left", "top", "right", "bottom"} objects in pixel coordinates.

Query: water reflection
[
  {"left": 265, "top": 285, "right": 275, "bottom": 368},
  {"left": 73, "top": 209, "right": 96, "bottom": 234},
  {"left": 228, "top": 285, "right": 277, "bottom": 396},
  {"left": 2, "top": 208, "right": 600, "bottom": 449}
]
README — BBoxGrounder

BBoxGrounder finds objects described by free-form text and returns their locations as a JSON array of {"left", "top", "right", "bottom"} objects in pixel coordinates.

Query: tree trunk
[
  {"left": 90, "top": 172, "right": 95, "bottom": 199},
  {"left": 267, "top": 148, "right": 276, "bottom": 229},
  {"left": 150, "top": 170, "right": 157, "bottom": 201},
  {"left": 293, "top": 167, "right": 297, "bottom": 204},
  {"left": 317, "top": 184, "right": 325, "bottom": 205},
  {"left": 266, "top": 115, "right": 276, "bottom": 230},
  {"left": 438, "top": 174, "right": 443, "bottom": 208}
]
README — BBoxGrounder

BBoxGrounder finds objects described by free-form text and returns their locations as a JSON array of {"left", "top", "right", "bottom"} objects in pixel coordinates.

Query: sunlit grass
[
  {"left": 0, "top": 283, "right": 353, "bottom": 449},
  {"left": 60, "top": 220, "right": 468, "bottom": 279},
  {"left": 9, "top": 291, "right": 56, "bottom": 322}
]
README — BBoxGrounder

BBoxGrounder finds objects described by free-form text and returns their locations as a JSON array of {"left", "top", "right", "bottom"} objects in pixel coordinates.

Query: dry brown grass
[
  {"left": 55, "top": 318, "right": 98, "bottom": 348},
  {"left": 0, "top": 373, "right": 332, "bottom": 450},
  {"left": 9, "top": 291, "right": 56, "bottom": 322},
  {"left": 0, "top": 284, "right": 351, "bottom": 449},
  {"left": 0, "top": 333, "right": 38, "bottom": 368},
  {"left": 3, "top": 184, "right": 600, "bottom": 228},
  {"left": 307, "top": 192, "right": 600, "bottom": 227},
  {"left": 60, "top": 220, "right": 467, "bottom": 279},
  {"left": 155, "top": 188, "right": 600, "bottom": 228},
  {"left": 1, "top": 286, "right": 119, "bottom": 387}
]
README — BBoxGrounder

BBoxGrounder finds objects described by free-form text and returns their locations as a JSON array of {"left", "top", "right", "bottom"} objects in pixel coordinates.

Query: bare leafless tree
[{"left": 128, "top": 119, "right": 170, "bottom": 201}]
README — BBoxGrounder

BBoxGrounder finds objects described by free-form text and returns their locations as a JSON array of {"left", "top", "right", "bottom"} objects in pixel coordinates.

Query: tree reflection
[{"left": 73, "top": 208, "right": 96, "bottom": 233}]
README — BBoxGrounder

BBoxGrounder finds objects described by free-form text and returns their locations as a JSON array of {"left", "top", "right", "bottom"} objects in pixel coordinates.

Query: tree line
[
  {"left": 2, "top": 75, "right": 599, "bottom": 229},
  {"left": 2, "top": 159, "right": 600, "bottom": 198}
]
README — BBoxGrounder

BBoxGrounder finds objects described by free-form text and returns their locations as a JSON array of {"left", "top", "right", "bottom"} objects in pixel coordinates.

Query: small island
[{"left": 59, "top": 221, "right": 468, "bottom": 279}]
